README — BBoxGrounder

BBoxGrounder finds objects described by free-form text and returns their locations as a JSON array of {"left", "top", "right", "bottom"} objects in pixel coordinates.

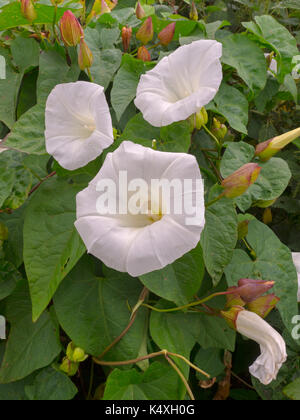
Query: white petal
[
  {"left": 134, "top": 40, "right": 223, "bottom": 127},
  {"left": 236, "top": 310, "right": 287, "bottom": 385},
  {"left": 292, "top": 253, "right": 300, "bottom": 302},
  {"left": 75, "top": 141, "right": 205, "bottom": 276},
  {"left": 45, "top": 81, "right": 113, "bottom": 171}
]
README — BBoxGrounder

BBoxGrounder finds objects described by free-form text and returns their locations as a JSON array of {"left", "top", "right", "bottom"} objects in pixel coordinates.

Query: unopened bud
[
  {"left": 158, "top": 22, "right": 176, "bottom": 47},
  {"left": 226, "top": 287, "right": 246, "bottom": 308},
  {"left": 237, "top": 278, "right": 275, "bottom": 303},
  {"left": 78, "top": 39, "right": 93, "bottom": 70},
  {"left": 60, "top": 11, "right": 83, "bottom": 47},
  {"left": 238, "top": 220, "right": 249, "bottom": 240},
  {"left": 255, "top": 127, "right": 300, "bottom": 161},
  {"left": 0, "top": 223, "right": 8, "bottom": 241},
  {"left": 189, "top": 108, "right": 208, "bottom": 131},
  {"left": 60, "top": 357, "right": 79, "bottom": 377},
  {"left": 189, "top": 1, "right": 198, "bottom": 21},
  {"left": 263, "top": 208, "right": 272, "bottom": 225},
  {"left": 247, "top": 294, "right": 280, "bottom": 319},
  {"left": 136, "top": 1, "right": 146, "bottom": 19},
  {"left": 221, "top": 163, "right": 261, "bottom": 198},
  {"left": 87, "top": 0, "right": 111, "bottom": 22},
  {"left": 211, "top": 118, "right": 228, "bottom": 141},
  {"left": 73, "top": 347, "right": 88, "bottom": 363},
  {"left": 20, "top": 0, "right": 37, "bottom": 22},
  {"left": 136, "top": 17, "right": 153, "bottom": 45},
  {"left": 122, "top": 26, "right": 132, "bottom": 52},
  {"left": 137, "top": 46, "right": 151, "bottom": 62},
  {"left": 221, "top": 306, "right": 244, "bottom": 330}
]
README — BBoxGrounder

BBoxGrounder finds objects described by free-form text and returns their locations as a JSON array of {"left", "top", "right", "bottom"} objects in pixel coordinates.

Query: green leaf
[
  {"left": 222, "top": 34, "right": 267, "bottom": 95},
  {"left": 0, "top": 280, "right": 61, "bottom": 383},
  {"left": 4, "top": 104, "right": 47, "bottom": 155},
  {"left": 140, "top": 243, "right": 205, "bottom": 306},
  {"left": 84, "top": 28, "right": 122, "bottom": 90},
  {"left": 103, "top": 362, "right": 182, "bottom": 400},
  {"left": 200, "top": 192, "right": 238, "bottom": 286},
  {"left": 24, "top": 367, "right": 78, "bottom": 401},
  {"left": 37, "top": 50, "right": 80, "bottom": 104},
  {"left": 208, "top": 83, "right": 249, "bottom": 134},
  {"left": 23, "top": 178, "right": 86, "bottom": 321},
  {"left": 194, "top": 348, "right": 225, "bottom": 380},
  {"left": 0, "top": 260, "right": 21, "bottom": 301},
  {"left": 54, "top": 256, "right": 148, "bottom": 359},
  {"left": 0, "top": 2, "right": 72, "bottom": 30},
  {"left": 10, "top": 37, "right": 40, "bottom": 74},
  {"left": 283, "top": 378, "right": 300, "bottom": 400},
  {"left": 0, "top": 47, "right": 23, "bottom": 129},
  {"left": 225, "top": 219, "right": 299, "bottom": 336},
  {"left": 119, "top": 113, "right": 191, "bottom": 153},
  {"left": 111, "top": 54, "right": 155, "bottom": 120}
]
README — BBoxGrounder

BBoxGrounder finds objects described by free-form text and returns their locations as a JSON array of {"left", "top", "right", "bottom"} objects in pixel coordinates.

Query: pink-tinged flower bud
[
  {"left": 136, "top": 17, "right": 153, "bottom": 45},
  {"left": 221, "top": 163, "right": 262, "bottom": 198},
  {"left": 226, "top": 287, "right": 246, "bottom": 308},
  {"left": 136, "top": 1, "right": 146, "bottom": 19},
  {"left": 237, "top": 278, "right": 275, "bottom": 303},
  {"left": 247, "top": 294, "right": 280, "bottom": 319},
  {"left": 122, "top": 26, "right": 132, "bottom": 52},
  {"left": 189, "top": 1, "right": 198, "bottom": 21},
  {"left": 255, "top": 127, "right": 300, "bottom": 161},
  {"left": 87, "top": 0, "right": 111, "bottom": 22},
  {"left": 60, "top": 11, "right": 83, "bottom": 47},
  {"left": 20, "top": 0, "right": 37, "bottom": 22},
  {"left": 78, "top": 39, "right": 93, "bottom": 70},
  {"left": 158, "top": 22, "right": 176, "bottom": 46},
  {"left": 211, "top": 117, "right": 228, "bottom": 141},
  {"left": 137, "top": 46, "right": 151, "bottom": 62},
  {"left": 221, "top": 306, "right": 245, "bottom": 330}
]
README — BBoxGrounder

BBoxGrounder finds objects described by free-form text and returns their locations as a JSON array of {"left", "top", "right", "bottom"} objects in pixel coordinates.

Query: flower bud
[
  {"left": 78, "top": 39, "right": 93, "bottom": 71},
  {"left": 221, "top": 306, "right": 245, "bottom": 330},
  {"left": 263, "top": 208, "right": 272, "bottom": 225},
  {"left": 255, "top": 127, "right": 300, "bottom": 161},
  {"left": 237, "top": 278, "right": 275, "bottom": 303},
  {"left": 158, "top": 22, "right": 176, "bottom": 47},
  {"left": 136, "top": 1, "right": 146, "bottom": 19},
  {"left": 237, "top": 219, "right": 249, "bottom": 240},
  {"left": 87, "top": 0, "right": 111, "bottom": 22},
  {"left": 20, "top": 0, "right": 37, "bottom": 22},
  {"left": 72, "top": 347, "right": 88, "bottom": 363},
  {"left": 60, "top": 11, "right": 83, "bottom": 47},
  {"left": 211, "top": 118, "right": 228, "bottom": 141},
  {"left": 226, "top": 287, "right": 246, "bottom": 308},
  {"left": 189, "top": 1, "right": 198, "bottom": 21},
  {"left": 137, "top": 46, "right": 151, "bottom": 62},
  {"left": 0, "top": 223, "right": 8, "bottom": 241},
  {"left": 221, "top": 163, "right": 261, "bottom": 198},
  {"left": 122, "top": 26, "right": 132, "bottom": 52},
  {"left": 60, "top": 357, "right": 79, "bottom": 377},
  {"left": 247, "top": 294, "right": 280, "bottom": 319},
  {"left": 136, "top": 17, "right": 153, "bottom": 45}
]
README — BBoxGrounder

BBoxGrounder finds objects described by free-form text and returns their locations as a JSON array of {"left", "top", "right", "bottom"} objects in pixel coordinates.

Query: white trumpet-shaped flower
[
  {"left": 292, "top": 253, "right": 300, "bottom": 302},
  {"left": 134, "top": 40, "right": 223, "bottom": 127},
  {"left": 75, "top": 141, "right": 205, "bottom": 277},
  {"left": 236, "top": 310, "right": 287, "bottom": 385},
  {"left": 45, "top": 81, "right": 113, "bottom": 171}
]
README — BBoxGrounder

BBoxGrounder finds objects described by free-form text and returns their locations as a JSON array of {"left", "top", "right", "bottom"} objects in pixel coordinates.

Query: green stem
[
  {"left": 52, "top": 6, "right": 59, "bottom": 43},
  {"left": 203, "top": 124, "right": 221, "bottom": 149},
  {"left": 205, "top": 193, "right": 224, "bottom": 208},
  {"left": 87, "top": 68, "right": 93, "bottom": 82},
  {"left": 87, "top": 360, "right": 94, "bottom": 401}
]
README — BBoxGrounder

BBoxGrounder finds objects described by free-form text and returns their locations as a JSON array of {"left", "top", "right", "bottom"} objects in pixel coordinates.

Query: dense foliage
[{"left": 0, "top": 0, "right": 299, "bottom": 401}]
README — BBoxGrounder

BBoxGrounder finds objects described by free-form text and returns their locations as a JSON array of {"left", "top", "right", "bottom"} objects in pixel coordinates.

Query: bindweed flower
[
  {"left": 136, "top": 1, "right": 146, "bottom": 19},
  {"left": 45, "top": 82, "right": 114, "bottom": 171},
  {"left": 247, "top": 294, "right": 280, "bottom": 319},
  {"left": 158, "top": 22, "right": 176, "bottom": 46},
  {"left": 137, "top": 46, "right": 151, "bottom": 62},
  {"left": 292, "top": 253, "right": 300, "bottom": 302},
  {"left": 60, "top": 11, "right": 83, "bottom": 47},
  {"left": 75, "top": 141, "right": 205, "bottom": 277},
  {"left": 122, "top": 26, "right": 132, "bottom": 52},
  {"left": 222, "top": 308, "right": 287, "bottom": 385},
  {"left": 78, "top": 39, "right": 93, "bottom": 70},
  {"left": 20, "top": 0, "right": 37, "bottom": 22},
  {"left": 136, "top": 17, "right": 153, "bottom": 45},
  {"left": 255, "top": 128, "right": 300, "bottom": 161},
  {"left": 221, "top": 163, "right": 261, "bottom": 198},
  {"left": 135, "top": 40, "right": 222, "bottom": 127},
  {"left": 189, "top": 1, "right": 198, "bottom": 21}
]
